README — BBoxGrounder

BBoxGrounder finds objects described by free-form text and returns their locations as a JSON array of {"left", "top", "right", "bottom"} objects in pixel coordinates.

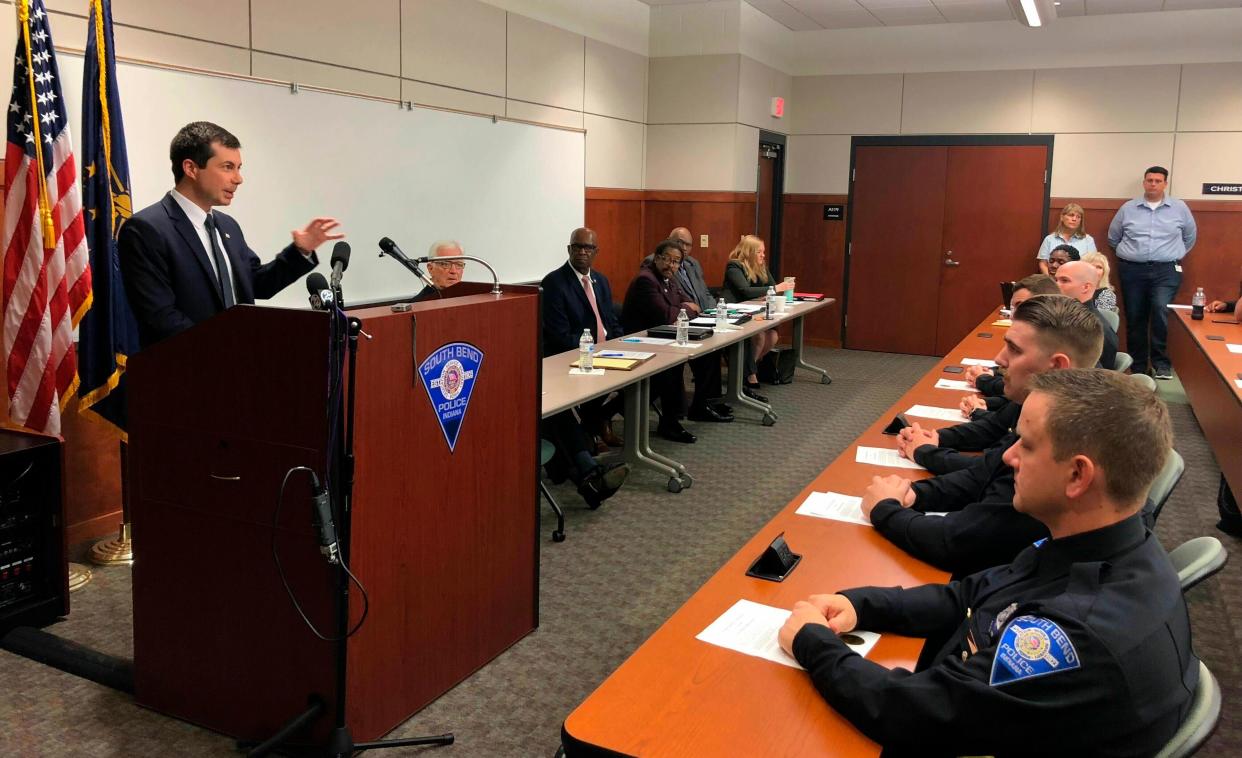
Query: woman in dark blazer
[
  {"left": 622, "top": 240, "right": 696, "bottom": 443},
  {"left": 721, "top": 235, "right": 792, "bottom": 393}
]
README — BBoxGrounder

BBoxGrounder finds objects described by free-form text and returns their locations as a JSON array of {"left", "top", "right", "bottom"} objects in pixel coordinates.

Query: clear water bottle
[
  {"left": 675, "top": 308, "right": 690, "bottom": 346},
  {"left": 1192, "top": 287, "right": 1206, "bottom": 321},
  {"left": 579, "top": 328, "right": 594, "bottom": 370},
  {"left": 715, "top": 297, "right": 728, "bottom": 330},
  {"left": 765, "top": 286, "right": 776, "bottom": 319}
]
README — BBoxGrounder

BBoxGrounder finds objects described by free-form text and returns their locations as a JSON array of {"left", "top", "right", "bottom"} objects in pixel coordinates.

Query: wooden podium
[{"left": 127, "top": 284, "right": 541, "bottom": 743}]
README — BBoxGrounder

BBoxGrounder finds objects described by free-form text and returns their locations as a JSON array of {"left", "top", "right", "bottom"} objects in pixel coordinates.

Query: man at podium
[{"left": 119, "top": 121, "right": 343, "bottom": 347}]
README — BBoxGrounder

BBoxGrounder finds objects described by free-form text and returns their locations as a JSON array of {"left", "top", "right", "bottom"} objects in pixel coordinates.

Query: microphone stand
[
  {"left": 377, "top": 245, "right": 439, "bottom": 294},
  {"left": 243, "top": 286, "right": 453, "bottom": 758}
]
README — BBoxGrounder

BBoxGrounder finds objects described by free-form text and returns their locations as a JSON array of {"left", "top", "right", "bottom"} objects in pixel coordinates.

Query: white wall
[{"left": 4, "top": 0, "right": 649, "bottom": 191}]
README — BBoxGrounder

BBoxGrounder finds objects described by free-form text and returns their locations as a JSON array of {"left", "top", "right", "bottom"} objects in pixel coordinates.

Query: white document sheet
[
  {"left": 1236, "top": 379, "right": 1242, "bottom": 389},
  {"left": 1167, "top": 304, "right": 1192, "bottom": 310},
  {"left": 696, "top": 599, "right": 881, "bottom": 669},
  {"left": 619, "top": 337, "right": 673, "bottom": 346},
  {"left": 596, "top": 350, "right": 655, "bottom": 359},
  {"left": 1227, "top": 344, "right": 1242, "bottom": 354},
  {"left": 795, "top": 492, "right": 869, "bottom": 526},
  {"left": 855, "top": 446, "right": 926, "bottom": 470},
  {"left": 935, "top": 378, "right": 979, "bottom": 392},
  {"left": 905, "top": 404, "right": 968, "bottom": 422},
  {"left": 729, "top": 304, "right": 764, "bottom": 313},
  {"left": 690, "top": 317, "right": 746, "bottom": 326},
  {"left": 960, "top": 358, "right": 997, "bottom": 367}
]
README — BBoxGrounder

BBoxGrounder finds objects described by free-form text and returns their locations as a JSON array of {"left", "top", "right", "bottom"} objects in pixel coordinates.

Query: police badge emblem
[
  {"left": 989, "top": 615, "right": 1081, "bottom": 686},
  {"left": 417, "top": 342, "right": 484, "bottom": 452}
]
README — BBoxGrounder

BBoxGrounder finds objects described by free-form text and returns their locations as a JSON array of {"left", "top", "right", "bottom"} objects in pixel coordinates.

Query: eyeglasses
[
  {"left": 430, "top": 261, "right": 465, "bottom": 270},
  {"left": 657, "top": 253, "right": 683, "bottom": 267},
  {"left": 569, "top": 243, "right": 598, "bottom": 252}
]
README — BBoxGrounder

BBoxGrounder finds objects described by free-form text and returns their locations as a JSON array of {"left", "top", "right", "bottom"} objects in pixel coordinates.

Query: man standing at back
[
  {"left": 415, "top": 240, "right": 467, "bottom": 300},
  {"left": 120, "top": 121, "right": 342, "bottom": 348},
  {"left": 1054, "top": 261, "right": 1119, "bottom": 370},
  {"left": 1108, "top": 166, "right": 1196, "bottom": 379}
]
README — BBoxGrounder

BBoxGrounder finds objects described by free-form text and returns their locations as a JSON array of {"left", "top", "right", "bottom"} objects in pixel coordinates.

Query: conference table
[
  {"left": 561, "top": 311, "right": 1011, "bottom": 757},
  {"left": 540, "top": 297, "right": 837, "bottom": 494},
  {"left": 1167, "top": 307, "right": 1242, "bottom": 494}
]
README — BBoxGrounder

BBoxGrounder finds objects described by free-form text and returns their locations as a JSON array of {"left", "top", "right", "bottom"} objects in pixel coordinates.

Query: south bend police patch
[
  {"left": 989, "top": 615, "right": 1081, "bottom": 687},
  {"left": 417, "top": 341, "right": 484, "bottom": 452}
]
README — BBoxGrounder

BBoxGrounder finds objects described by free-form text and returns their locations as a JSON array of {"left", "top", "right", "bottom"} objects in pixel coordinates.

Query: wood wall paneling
[{"left": 780, "top": 194, "right": 847, "bottom": 348}]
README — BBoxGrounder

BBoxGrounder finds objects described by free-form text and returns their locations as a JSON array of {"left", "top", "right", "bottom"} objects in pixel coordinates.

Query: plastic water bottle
[
  {"left": 676, "top": 308, "right": 690, "bottom": 346},
  {"left": 765, "top": 286, "right": 776, "bottom": 319},
  {"left": 715, "top": 297, "right": 728, "bottom": 330},
  {"left": 579, "top": 328, "right": 594, "bottom": 370},
  {"left": 1192, "top": 287, "right": 1206, "bottom": 320}
]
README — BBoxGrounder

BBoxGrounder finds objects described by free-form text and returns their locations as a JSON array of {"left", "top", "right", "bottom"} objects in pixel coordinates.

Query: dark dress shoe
[
  {"left": 577, "top": 463, "right": 629, "bottom": 510},
  {"left": 657, "top": 425, "right": 697, "bottom": 444},
  {"left": 743, "top": 386, "right": 769, "bottom": 403},
  {"left": 688, "top": 405, "right": 733, "bottom": 423},
  {"left": 712, "top": 402, "right": 734, "bottom": 416}
]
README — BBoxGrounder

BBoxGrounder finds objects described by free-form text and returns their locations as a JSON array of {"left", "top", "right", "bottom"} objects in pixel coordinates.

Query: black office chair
[
  {"left": 1147, "top": 450, "right": 1186, "bottom": 525},
  {"left": 539, "top": 439, "right": 566, "bottom": 543}
]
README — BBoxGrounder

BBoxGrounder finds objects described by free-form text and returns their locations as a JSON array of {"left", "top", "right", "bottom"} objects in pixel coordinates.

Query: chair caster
[
  {"left": 820, "top": 375, "right": 832, "bottom": 385},
  {"left": 667, "top": 477, "right": 683, "bottom": 493},
  {"left": 762, "top": 413, "right": 777, "bottom": 427},
  {"left": 552, "top": 531, "right": 566, "bottom": 543},
  {"left": 680, "top": 474, "right": 693, "bottom": 489}
]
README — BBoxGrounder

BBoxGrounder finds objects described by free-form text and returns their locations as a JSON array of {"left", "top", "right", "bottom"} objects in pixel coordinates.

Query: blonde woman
[
  {"left": 722, "top": 235, "right": 791, "bottom": 398},
  {"left": 1036, "top": 203, "right": 1096, "bottom": 274},
  {"left": 1080, "top": 251, "right": 1118, "bottom": 313}
]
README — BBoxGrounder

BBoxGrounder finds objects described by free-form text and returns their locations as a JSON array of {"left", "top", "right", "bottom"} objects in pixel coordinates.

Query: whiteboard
[{"left": 56, "top": 54, "right": 584, "bottom": 308}]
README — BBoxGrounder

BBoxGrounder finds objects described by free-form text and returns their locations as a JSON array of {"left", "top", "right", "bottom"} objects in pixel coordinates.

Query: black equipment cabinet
[{"left": 0, "top": 429, "right": 66, "bottom": 632}]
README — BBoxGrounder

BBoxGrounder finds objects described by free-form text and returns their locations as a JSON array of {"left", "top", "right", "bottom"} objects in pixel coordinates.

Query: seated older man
[{"left": 416, "top": 240, "right": 467, "bottom": 299}]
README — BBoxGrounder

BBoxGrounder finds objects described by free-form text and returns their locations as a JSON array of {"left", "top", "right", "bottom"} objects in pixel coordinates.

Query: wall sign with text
[
  {"left": 1202, "top": 183, "right": 1242, "bottom": 196},
  {"left": 822, "top": 204, "right": 844, "bottom": 221}
]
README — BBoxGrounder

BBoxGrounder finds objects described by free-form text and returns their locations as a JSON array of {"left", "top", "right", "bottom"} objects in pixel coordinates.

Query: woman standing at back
[
  {"left": 722, "top": 235, "right": 792, "bottom": 397},
  {"left": 1036, "top": 202, "right": 1096, "bottom": 274}
]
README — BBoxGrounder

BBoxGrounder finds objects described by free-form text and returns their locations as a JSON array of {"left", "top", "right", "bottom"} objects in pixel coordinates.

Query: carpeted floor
[{"left": 1, "top": 347, "right": 1236, "bottom": 757}]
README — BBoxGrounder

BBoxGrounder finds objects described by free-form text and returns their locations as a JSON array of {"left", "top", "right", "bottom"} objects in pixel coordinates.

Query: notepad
[
  {"left": 1227, "top": 344, "right": 1242, "bottom": 354},
  {"left": 621, "top": 337, "right": 673, "bottom": 346},
  {"left": 934, "top": 379, "right": 979, "bottom": 392},
  {"left": 795, "top": 492, "right": 869, "bottom": 526},
  {"left": 906, "top": 404, "right": 968, "bottom": 422},
  {"left": 855, "top": 446, "right": 926, "bottom": 470},
  {"left": 691, "top": 317, "right": 746, "bottom": 326},
  {"left": 991, "top": 319, "right": 1012, "bottom": 327},
  {"left": 960, "top": 358, "right": 997, "bottom": 367},
  {"left": 696, "top": 599, "right": 880, "bottom": 670},
  {"left": 596, "top": 350, "right": 655, "bottom": 360}
]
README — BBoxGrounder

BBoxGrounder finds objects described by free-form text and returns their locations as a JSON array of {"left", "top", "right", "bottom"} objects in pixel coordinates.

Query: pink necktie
[{"left": 582, "top": 274, "right": 607, "bottom": 342}]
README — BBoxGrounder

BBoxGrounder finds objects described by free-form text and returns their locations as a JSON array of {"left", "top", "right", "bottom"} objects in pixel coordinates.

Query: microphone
[
  {"left": 306, "top": 272, "right": 334, "bottom": 310},
  {"left": 329, "top": 241, "right": 351, "bottom": 290},
  {"left": 378, "top": 237, "right": 437, "bottom": 292},
  {"left": 309, "top": 475, "right": 339, "bottom": 564}
]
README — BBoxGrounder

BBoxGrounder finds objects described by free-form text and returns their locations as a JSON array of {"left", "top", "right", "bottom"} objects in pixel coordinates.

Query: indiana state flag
[{"left": 77, "top": 0, "right": 137, "bottom": 434}]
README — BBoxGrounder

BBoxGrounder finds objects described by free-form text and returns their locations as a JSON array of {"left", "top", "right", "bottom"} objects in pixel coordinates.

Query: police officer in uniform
[{"left": 779, "top": 368, "right": 1198, "bottom": 756}]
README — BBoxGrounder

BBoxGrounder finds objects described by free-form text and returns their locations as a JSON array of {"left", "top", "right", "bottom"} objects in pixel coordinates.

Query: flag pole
[
  {"left": 17, "top": 0, "right": 56, "bottom": 250},
  {"left": 84, "top": 0, "right": 133, "bottom": 567}
]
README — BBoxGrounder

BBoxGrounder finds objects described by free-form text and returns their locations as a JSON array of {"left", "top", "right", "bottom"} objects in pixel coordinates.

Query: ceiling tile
[
  {"left": 869, "top": 6, "right": 948, "bottom": 23},
  {"left": 1054, "top": 0, "right": 1086, "bottom": 17},
  {"left": 746, "top": 0, "right": 827, "bottom": 30},
  {"left": 1084, "top": 0, "right": 1163, "bottom": 13},
  {"left": 1161, "top": 0, "right": 1242, "bottom": 9},
  {"left": 933, "top": 1, "right": 1015, "bottom": 23}
]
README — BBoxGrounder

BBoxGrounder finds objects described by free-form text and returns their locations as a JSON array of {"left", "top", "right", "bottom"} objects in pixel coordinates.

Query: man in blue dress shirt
[{"left": 1107, "top": 166, "right": 1197, "bottom": 380}]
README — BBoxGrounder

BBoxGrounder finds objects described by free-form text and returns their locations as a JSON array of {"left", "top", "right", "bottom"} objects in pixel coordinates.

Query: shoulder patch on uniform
[
  {"left": 1032, "top": 537, "right": 1048, "bottom": 548},
  {"left": 989, "top": 615, "right": 1081, "bottom": 687}
]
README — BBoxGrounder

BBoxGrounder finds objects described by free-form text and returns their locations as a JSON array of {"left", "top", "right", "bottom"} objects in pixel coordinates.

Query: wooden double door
[{"left": 845, "top": 141, "right": 1051, "bottom": 355}]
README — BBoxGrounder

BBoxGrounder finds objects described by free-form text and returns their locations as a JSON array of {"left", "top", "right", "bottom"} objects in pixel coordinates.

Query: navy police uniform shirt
[{"left": 791, "top": 515, "right": 1198, "bottom": 757}]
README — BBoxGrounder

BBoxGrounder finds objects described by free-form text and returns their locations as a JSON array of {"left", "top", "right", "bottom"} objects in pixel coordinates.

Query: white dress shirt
[{"left": 170, "top": 189, "right": 235, "bottom": 290}]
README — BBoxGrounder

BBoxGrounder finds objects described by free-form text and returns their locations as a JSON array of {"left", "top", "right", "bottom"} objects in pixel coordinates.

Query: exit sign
[{"left": 771, "top": 97, "right": 784, "bottom": 118}]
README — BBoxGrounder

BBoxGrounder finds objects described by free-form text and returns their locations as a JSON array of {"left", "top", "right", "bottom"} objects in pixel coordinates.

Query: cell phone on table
[
  {"left": 1207, "top": 335, "right": 1225, "bottom": 341},
  {"left": 943, "top": 366, "right": 965, "bottom": 374},
  {"left": 1211, "top": 318, "right": 1239, "bottom": 325},
  {"left": 882, "top": 413, "right": 910, "bottom": 436}
]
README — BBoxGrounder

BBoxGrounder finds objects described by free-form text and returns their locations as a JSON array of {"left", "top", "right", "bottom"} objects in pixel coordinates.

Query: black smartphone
[
  {"left": 977, "top": 333, "right": 993, "bottom": 339},
  {"left": 1211, "top": 319, "right": 1239, "bottom": 325},
  {"left": 943, "top": 366, "right": 965, "bottom": 374},
  {"left": 1207, "top": 335, "right": 1225, "bottom": 341}
]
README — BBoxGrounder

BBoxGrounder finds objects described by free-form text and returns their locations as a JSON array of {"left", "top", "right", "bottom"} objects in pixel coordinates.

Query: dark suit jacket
[
  {"left": 540, "top": 262, "right": 623, "bottom": 356},
  {"left": 119, "top": 192, "right": 317, "bottom": 347},
  {"left": 622, "top": 263, "right": 686, "bottom": 333}
]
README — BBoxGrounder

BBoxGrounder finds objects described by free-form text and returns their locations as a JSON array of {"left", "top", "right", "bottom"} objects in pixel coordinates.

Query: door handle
[{"left": 944, "top": 259, "right": 960, "bottom": 267}]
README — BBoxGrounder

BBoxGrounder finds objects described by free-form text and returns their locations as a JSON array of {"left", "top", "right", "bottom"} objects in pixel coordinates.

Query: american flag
[{"left": 2, "top": 0, "right": 90, "bottom": 435}]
